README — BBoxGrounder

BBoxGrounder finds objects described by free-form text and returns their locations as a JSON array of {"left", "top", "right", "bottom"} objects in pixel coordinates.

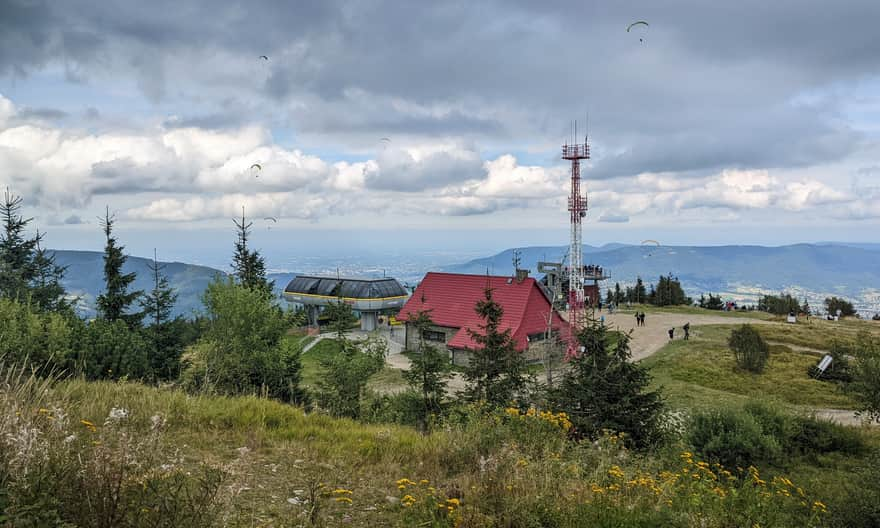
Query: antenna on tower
[{"left": 512, "top": 248, "right": 522, "bottom": 272}]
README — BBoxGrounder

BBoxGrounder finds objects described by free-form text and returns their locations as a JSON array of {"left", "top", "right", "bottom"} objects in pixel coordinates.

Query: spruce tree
[
  {"left": 232, "top": 207, "right": 273, "bottom": 293},
  {"left": 29, "top": 231, "right": 70, "bottom": 313},
  {"left": 462, "top": 287, "right": 529, "bottom": 407},
  {"left": 549, "top": 319, "right": 664, "bottom": 448},
  {"left": 0, "top": 188, "right": 37, "bottom": 301},
  {"left": 402, "top": 309, "right": 452, "bottom": 430},
  {"left": 614, "top": 282, "right": 623, "bottom": 304},
  {"left": 634, "top": 276, "right": 646, "bottom": 304},
  {"left": 139, "top": 249, "right": 182, "bottom": 380},
  {"left": 96, "top": 207, "right": 142, "bottom": 327}
]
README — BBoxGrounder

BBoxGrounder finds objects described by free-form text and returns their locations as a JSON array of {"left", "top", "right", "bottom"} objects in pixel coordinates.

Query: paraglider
[
  {"left": 249, "top": 163, "right": 262, "bottom": 178},
  {"left": 626, "top": 20, "right": 649, "bottom": 42},
  {"left": 259, "top": 55, "right": 269, "bottom": 61},
  {"left": 263, "top": 217, "right": 277, "bottom": 223},
  {"left": 641, "top": 239, "right": 660, "bottom": 257}
]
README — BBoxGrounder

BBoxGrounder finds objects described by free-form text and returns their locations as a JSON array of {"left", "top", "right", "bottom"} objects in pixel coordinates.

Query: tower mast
[{"left": 562, "top": 125, "right": 590, "bottom": 357}]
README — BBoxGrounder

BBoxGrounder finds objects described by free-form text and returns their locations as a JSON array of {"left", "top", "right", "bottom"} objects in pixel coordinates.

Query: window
[
  {"left": 422, "top": 330, "right": 446, "bottom": 342},
  {"left": 528, "top": 332, "right": 546, "bottom": 342}
]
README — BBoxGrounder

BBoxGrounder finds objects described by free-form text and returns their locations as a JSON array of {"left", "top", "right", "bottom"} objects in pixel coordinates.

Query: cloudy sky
[{"left": 1, "top": 0, "right": 879, "bottom": 264}]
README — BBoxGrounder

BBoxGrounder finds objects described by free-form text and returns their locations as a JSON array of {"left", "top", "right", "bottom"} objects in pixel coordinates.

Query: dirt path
[{"left": 601, "top": 311, "right": 776, "bottom": 362}]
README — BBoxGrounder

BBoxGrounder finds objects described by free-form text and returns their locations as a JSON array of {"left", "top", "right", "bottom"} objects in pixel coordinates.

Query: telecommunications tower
[{"left": 562, "top": 125, "right": 590, "bottom": 357}]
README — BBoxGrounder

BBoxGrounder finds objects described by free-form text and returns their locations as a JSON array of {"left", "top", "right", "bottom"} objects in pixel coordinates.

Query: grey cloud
[
  {"left": 4, "top": 0, "right": 879, "bottom": 180},
  {"left": 63, "top": 214, "right": 84, "bottom": 224},
  {"left": 364, "top": 147, "right": 484, "bottom": 191}
]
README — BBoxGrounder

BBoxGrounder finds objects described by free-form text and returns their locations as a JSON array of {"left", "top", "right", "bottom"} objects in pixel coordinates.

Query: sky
[{"left": 1, "top": 0, "right": 879, "bottom": 266}]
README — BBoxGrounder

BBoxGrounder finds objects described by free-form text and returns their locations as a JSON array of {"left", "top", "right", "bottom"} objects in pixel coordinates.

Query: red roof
[{"left": 396, "top": 272, "right": 567, "bottom": 351}]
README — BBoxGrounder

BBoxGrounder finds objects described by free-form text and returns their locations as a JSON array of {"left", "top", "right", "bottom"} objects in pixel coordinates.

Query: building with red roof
[{"left": 396, "top": 271, "right": 568, "bottom": 365}]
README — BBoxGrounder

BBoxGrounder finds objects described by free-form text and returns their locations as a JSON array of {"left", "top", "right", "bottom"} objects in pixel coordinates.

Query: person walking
[
  {"left": 668, "top": 327, "right": 675, "bottom": 340},
  {"left": 635, "top": 311, "right": 640, "bottom": 327},
  {"left": 641, "top": 312, "right": 646, "bottom": 327},
  {"left": 683, "top": 322, "right": 690, "bottom": 340}
]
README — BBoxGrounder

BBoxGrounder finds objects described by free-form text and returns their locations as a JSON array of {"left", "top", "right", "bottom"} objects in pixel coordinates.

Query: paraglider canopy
[
  {"left": 627, "top": 20, "right": 649, "bottom": 42},
  {"left": 263, "top": 217, "right": 277, "bottom": 222},
  {"left": 626, "top": 21, "right": 649, "bottom": 32},
  {"left": 259, "top": 55, "right": 269, "bottom": 60}
]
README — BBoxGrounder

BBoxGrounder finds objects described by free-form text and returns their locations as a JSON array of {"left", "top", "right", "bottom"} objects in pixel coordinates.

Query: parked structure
[
  {"left": 395, "top": 271, "right": 568, "bottom": 366},
  {"left": 283, "top": 275, "right": 408, "bottom": 331}
]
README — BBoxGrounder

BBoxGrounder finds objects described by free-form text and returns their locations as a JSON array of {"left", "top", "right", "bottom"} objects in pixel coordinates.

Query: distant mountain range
[
  {"left": 442, "top": 243, "right": 880, "bottom": 316},
  {"left": 51, "top": 250, "right": 298, "bottom": 318}
]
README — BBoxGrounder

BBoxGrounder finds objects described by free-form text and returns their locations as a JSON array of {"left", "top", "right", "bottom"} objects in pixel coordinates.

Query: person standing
[
  {"left": 668, "top": 327, "right": 674, "bottom": 340},
  {"left": 635, "top": 311, "right": 640, "bottom": 327},
  {"left": 683, "top": 322, "right": 690, "bottom": 340},
  {"left": 641, "top": 312, "right": 646, "bottom": 327}
]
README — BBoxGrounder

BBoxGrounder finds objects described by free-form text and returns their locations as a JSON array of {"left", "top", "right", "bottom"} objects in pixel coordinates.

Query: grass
[
  {"left": 12, "top": 373, "right": 871, "bottom": 527},
  {"left": 754, "top": 317, "right": 880, "bottom": 351},
  {"left": 615, "top": 304, "right": 775, "bottom": 320},
  {"left": 643, "top": 324, "right": 858, "bottom": 410}
]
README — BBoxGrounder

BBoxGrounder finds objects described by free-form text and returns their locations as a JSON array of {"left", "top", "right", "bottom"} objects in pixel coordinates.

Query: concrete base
[{"left": 360, "top": 311, "right": 378, "bottom": 332}]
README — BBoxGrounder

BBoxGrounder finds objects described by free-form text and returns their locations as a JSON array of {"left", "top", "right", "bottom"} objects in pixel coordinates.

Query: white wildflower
[
  {"left": 63, "top": 434, "right": 77, "bottom": 444},
  {"left": 107, "top": 407, "right": 129, "bottom": 422}
]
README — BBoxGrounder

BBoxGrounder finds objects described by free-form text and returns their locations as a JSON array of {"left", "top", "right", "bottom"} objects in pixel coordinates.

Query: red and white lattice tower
[{"left": 562, "top": 136, "right": 590, "bottom": 357}]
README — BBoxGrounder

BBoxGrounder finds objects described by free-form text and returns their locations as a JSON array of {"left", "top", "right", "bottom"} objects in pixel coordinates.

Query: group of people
[
  {"left": 634, "top": 311, "right": 646, "bottom": 326},
  {"left": 668, "top": 322, "right": 690, "bottom": 340}
]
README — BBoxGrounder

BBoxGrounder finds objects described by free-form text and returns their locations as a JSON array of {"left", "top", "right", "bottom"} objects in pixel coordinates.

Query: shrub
[
  {"left": 728, "top": 324, "right": 769, "bottom": 373},
  {"left": 847, "top": 332, "right": 880, "bottom": 423},
  {"left": 688, "top": 406, "right": 783, "bottom": 468},
  {"left": 689, "top": 401, "right": 864, "bottom": 468},
  {"left": 360, "top": 389, "right": 425, "bottom": 427},
  {"left": 181, "top": 277, "right": 307, "bottom": 404},
  {"left": 74, "top": 318, "right": 152, "bottom": 380},
  {"left": 0, "top": 297, "right": 75, "bottom": 374}
]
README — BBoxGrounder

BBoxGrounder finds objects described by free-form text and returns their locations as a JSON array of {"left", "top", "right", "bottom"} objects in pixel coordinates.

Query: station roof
[{"left": 283, "top": 275, "right": 407, "bottom": 300}]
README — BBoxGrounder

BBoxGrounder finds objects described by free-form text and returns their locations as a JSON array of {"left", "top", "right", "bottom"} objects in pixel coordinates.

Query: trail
[{"left": 600, "top": 311, "right": 776, "bottom": 362}]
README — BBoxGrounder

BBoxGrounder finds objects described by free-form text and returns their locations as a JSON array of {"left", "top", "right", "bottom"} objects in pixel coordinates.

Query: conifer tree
[
  {"left": 614, "top": 282, "right": 623, "bottom": 304},
  {"left": 402, "top": 309, "right": 452, "bottom": 430},
  {"left": 96, "top": 207, "right": 142, "bottom": 327},
  {"left": 140, "top": 249, "right": 182, "bottom": 380},
  {"left": 231, "top": 207, "right": 273, "bottom": 293},
  {"left": 549, "top": 319, "right": 664, "bottom": 448},
  {"left": 634, "top": 276, "right": 646, "bottom": 304},
  {"left": 29, "top": 231, "right": 70, "bottom": 313},
  {"left": 462, "top": 287, "right": 529, "bottom": 407},
  {"left": 0, "top": 188, "right": 37, "bottom": 301}
]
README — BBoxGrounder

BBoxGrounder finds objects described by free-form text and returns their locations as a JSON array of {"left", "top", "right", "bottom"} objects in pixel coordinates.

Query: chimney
[{"left": 515, "top": 268, "right": 530, "bottom": 283}]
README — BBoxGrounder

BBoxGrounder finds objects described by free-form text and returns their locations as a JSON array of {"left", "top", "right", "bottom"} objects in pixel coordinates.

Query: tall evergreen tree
[
  {"left": 614, "top": 282, "right": 623, "bottom": 304},
  {"left": 139, "top": 249, "right": 183, "bottom": 380},
  {"left": 231, "top": 207, "right": 273, "bottom": 293},
  {"left": 633, "top": 276, "right": 647, "bottom": 304},
  {"left": 0, "top": 188, "right": 37, "bottom": 301},
  {"left": 549, "top": 319, "right": 664, "bottom": 448},
  {"left": 29, "top": 231, "right": 70, "bottom": 313},
  {"left": 141, "top": 249, "right": 177, "bottom": 328},
  {"left": 96, "top": 207, "right": 142, "bottom": 327},
  {"left": 462, "top": 287, "right": 529, "bottom": 407},
  {"left": 402, "top": 309, "right": 452, "bottom": 430}
]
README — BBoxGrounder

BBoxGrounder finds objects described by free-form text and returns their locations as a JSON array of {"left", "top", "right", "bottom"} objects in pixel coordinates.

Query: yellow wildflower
[
  {"left": 332, "top": 489, "right": 353, "bottom": 495},
  {"left": 334, "top": 497, "right": 353, "bottom": 504}
]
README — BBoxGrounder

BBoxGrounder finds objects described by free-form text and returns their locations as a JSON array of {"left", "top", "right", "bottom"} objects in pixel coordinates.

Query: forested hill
[{"left": 443, "top": 243, "right": 880, "bottom": 314}]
